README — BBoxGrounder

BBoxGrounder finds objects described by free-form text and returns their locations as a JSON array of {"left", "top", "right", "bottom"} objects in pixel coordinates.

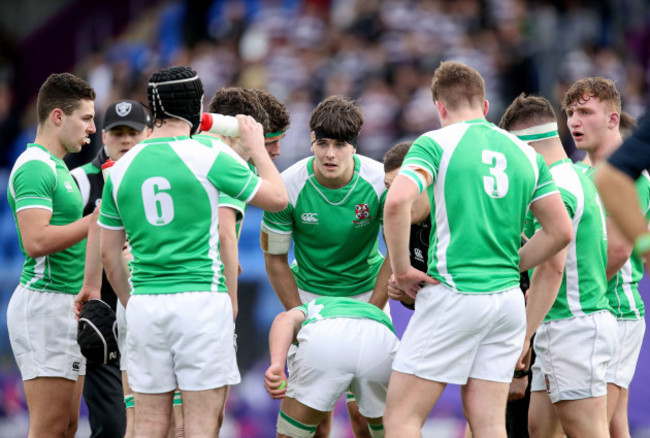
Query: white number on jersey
[
  {"left": 142, "top": 177, "right": 174, "bottom": 226},
  {"left": 482, "top": 150, "right": 509, "bottom": 198}
]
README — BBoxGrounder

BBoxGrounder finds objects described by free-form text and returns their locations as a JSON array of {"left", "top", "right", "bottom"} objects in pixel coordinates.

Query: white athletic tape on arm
[{"left": 261, "top": 222, "right": 292, "bottom": 255}]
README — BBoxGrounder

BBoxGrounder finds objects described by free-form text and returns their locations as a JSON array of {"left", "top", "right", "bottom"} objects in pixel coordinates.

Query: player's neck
[
  {"left": 588, "top": 133, "right": 622, "bottom": 167},
  {"left": 149, "top": 118, "right": 192, "bottom": 139},
  {"left": 34, "top": 127, "right": 66, "bottom": 159},
  {"left": 441, "top": 108, "right": 486, "bottom": 126},
  {"left": 533, "top": 138, "right": 567, "bottom": 167}
]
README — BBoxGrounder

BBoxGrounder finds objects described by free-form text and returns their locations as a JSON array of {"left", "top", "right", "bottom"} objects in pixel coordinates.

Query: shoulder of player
[
  {"left": 10, "top": 147, "right": 57, "bottom": 182},
  {"left": 355, "top": 154, "right": 386, "bottom": 195}
]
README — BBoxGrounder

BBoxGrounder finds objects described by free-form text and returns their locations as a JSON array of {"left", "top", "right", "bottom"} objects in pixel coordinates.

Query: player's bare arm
[
  {"left": 75, "top": 206, "right": 103, "bottom": 317},
  {"left": 219, "top": 207, "right": 240, "bottom": 320},
  {"left": 17, "top": 208, "right": 93, "bottom": 258},
  {"left": 100, "top": 228, "right": 130, "bottom": 307},
  {"left": 263, "top": 251, "right": 302, "bottom": 310},
  {"left": 519, "top": 193, "right": 572, "bottom": 272},
  {"left": 368, "top": 253, "right": 391, "bottom": 309},
  {"left": 264, "top": 308, "right": 305, "bottom": 399}
]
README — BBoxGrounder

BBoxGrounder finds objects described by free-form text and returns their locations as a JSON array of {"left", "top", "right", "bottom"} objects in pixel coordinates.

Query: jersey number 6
[{"left": 142, "top": 177, "right": 175, "bottom": 226}]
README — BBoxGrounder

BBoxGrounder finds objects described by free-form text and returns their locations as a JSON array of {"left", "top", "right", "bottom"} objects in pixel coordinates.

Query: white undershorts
[
  {"left": 116, "top": 300, "right": 127, "bottom": 372},
  {"left": 7, "top": 284, "right": 86, "bottom": 381},
  {"left": 392, "top": 283, "right": 525, "bottom": 385},
  {"left": 126, "top": 291, "right": 240, "bottom": 393}
]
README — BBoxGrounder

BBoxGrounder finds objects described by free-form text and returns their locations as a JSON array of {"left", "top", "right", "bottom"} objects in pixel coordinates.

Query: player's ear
[
  {"left": 608, "top": 111, "right": 620, "bottom": 130},
  {"left": 51, "top": 108, "right": 64, "bottom": 126},
  {"left": 483, "top": 99, "right": 490, "bottom": 117}
]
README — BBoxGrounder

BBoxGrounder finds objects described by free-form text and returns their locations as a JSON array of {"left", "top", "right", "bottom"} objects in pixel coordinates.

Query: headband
[
  {"left": 312, "top": 126, "right": 357, "bottom": 146},
  {"left": 510, "top": 122, "right": 559, "bottom": 142}
]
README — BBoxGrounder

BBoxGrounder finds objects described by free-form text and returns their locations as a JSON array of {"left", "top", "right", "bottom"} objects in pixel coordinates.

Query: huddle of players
[{"left": 6, "top": 61, "right": 646, "bottom": 438}]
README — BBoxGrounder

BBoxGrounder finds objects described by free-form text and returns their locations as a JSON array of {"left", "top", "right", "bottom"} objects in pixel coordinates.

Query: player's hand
[
  {"left": 237, "top": 115, "right": 265, "bottom": 157},
  {"left": 74, "top": 285, "right": 101, "bottom": 320},
  {"left": 508, "top": 374, "right": 528, "bottom": 402},
  {"left": 393, "top": 267, "right": 438, "bottom": 299},
  {"left": 264, "top": 364, "right": 288, "bottom": 399},
  {"left": 516, "top": 342, "right": 530, "bottom": 370},
  {"left": 387, "top": 275, "right": 415, "bottom": 306}
]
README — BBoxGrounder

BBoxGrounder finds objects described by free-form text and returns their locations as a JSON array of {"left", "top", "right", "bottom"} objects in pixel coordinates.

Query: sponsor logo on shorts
[
  {"left": 414, "top": 248, "right": 424, "bottom": 262},
  {"left": 301, "top": 212, "right": 318, "bottom": 224},
  {"left": 544, "top": 374, "right": 551, "bottom": 393},
  {"left": 72, "top": 361, "right": 80, "bottom": 372}
]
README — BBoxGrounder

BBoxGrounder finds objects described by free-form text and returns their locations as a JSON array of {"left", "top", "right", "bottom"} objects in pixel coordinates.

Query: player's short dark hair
[
  {"left": 561, "top": 76, "right": 621, "bottom": 114},
  {"left": 36, "top": 73, "right": 96, "bottom": 124},
  {"left": 249, "top": 89, "right": 290, "bottom": 134},
  {"left": 147, "top": 66, "right": 204, "bottom": 133},
  {"left": 208, "top": 87, "right": 270, "bottom": 134},
  {"left": 431, "top": 61, "right": 484, "bottom": 111},
  {"left": 310, "top": 95, "right": 363, "bottom": 145},
  {"left": 499, "top": 93, "right": 557, "bottom": 131},
  {"left": 383, "top": 141, "right": 413, "bottom": 172}
]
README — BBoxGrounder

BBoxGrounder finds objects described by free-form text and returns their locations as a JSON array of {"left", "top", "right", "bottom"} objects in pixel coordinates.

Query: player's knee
[{"left": 276, "top": 410, "right": 318, "bottom": 438}]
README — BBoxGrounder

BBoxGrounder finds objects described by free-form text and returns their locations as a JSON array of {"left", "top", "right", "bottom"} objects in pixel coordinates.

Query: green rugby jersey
[
  {"left": 524, "top": 160, "right": 611, "bottom": 321},
  {"left": 98, "top": 136, "right": 261, "bottom": 295},
  {"left": 262, "top": 155, "right": 386, "bottom": 297},
  {"left": 296, "top": 297, "right": 395, "bottom": 334},
  {"left": 400, "top": 119, "right": 558, "bottom": 293},
  {"left": 7, "top": 143, "right": 85, "bottom": 294},
  {"left": 604, "top": 170, "right": 650, "bottom": 320}
]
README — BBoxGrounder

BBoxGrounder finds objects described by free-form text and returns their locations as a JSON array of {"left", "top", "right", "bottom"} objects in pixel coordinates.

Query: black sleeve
[{"left": 608, "top": 110, "right": 650, "bottom": 179}]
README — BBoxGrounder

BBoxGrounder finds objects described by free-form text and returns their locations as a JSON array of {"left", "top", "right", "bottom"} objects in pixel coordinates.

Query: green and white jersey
[
  {"left": 296, "top": 297, "right": 395, "bottom": 334},
  {"left": 604, "top": 170, "right": 650, "bottom": 320},
  {"left": 262, "top": 155, "right": 386, "bottom": 297},
  {"left": 193, "top": 133, "right": 255, "bottom": 232},
  {"left": 98, "top": 136, "right": 261, "bottom": 295},
  {"left": 524, "top": 160, "right": 611, "bottom": 321},
  {"left": 399, "top": 119, "right": 558, "bottom": 293},
  {"left": 7, "top": 143, "right": 85, "bottom": 294}
]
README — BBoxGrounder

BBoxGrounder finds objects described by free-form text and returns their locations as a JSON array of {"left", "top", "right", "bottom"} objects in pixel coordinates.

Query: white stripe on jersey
[
  {"left": 551, "top": 164, "right": 585, "bottom": 317},
  {"left": 70, "top": 167, "right": 91, "bottom": 207},
  {"left": 618, "top": 261, "right": 640, "bottom": 318},
  {"left": 280, "top": 156, "right": 311, "bottom": 207},
  {"left": 9, "top": 147, "right": 56, "bottom": 200}
]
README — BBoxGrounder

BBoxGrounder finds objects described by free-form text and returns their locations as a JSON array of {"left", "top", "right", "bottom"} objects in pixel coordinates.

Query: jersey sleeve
[
  {"left": 11, "top": 160, "right": 55, "bottom": 212},
  {"left": 398, "top": 135, "right": 442, "bottom": 193},
  {"left": 523, "top": 210, "right": 537, "bottom": 238},
  {"left": 218, "top": 192, "right": 245, "bottom": 223},
  {"left": 635, "top": 173, "right": 650, "bottom": 220},
  {"left": 207, "top": 151, "right": 261, "bottom": 203},
  {"left": 98, "top": 175, "right": 124, "bottom": 229},
  {"left": 608, "top": 111, "right": 650, "bottom": 179},
  {"left": 531, "top": 154, "right": 559, "bottom": 202},
  {"left": 262, "top": 203, "right": 294, "bottom": 234}
]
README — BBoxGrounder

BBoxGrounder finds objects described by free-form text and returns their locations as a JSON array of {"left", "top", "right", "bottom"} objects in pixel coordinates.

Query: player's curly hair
[
  {"left": 249, "top": 89, "right": 291, "bottom": 135},
  {"left": 208, "top": 87, "right": 270, "bottom": 134},
  {"left": 561, "top": 77, "right": 621, "bottom": 114},
  {"left": 431, "top": 61, "right": 484, "bottom": 110},
  {"left": 147, "top": 66, "right": 204, "bottom": 134},
  {"left": 499, "top": 93, "right": 557, "bottom": 131},
  {"left": 37, "top": 73, "right": 96, "bottom": 124},
  {"left": 310, "top": 95, "right": 363, "bottom": 146}
]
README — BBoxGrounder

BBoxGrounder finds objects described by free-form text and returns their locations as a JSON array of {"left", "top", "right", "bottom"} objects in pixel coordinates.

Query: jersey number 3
[
  {"left": 142, "top": 177, "right": 174, "bottom": 226},
  {"left": 482, "top": 150, "right": 509, "bottom": 198}
]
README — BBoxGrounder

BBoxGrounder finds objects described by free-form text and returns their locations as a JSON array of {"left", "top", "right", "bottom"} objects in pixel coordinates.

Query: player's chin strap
[
  {"left": 276, "top": 410, "right": 318, "bottom": 438},
  {"left": 511, "top": 122, "right": 559, "bottom": 142}
]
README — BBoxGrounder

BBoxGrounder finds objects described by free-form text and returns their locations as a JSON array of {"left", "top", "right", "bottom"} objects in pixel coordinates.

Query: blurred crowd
[{"left": 2, "top": 0, "right": 649, "bottom": 171}]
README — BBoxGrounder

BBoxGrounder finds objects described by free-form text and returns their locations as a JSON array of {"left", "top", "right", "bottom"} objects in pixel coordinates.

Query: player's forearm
[
  {"left": 100, "top": 229, "right": 130, "bottom": 306},
  {"left": 221, "top": 237, "right": 239, "bottom": 320},
  {"left": 268, "top": 312, "right": 299, "bottom": 368},
  {"left": 264, "top": 253, "right": 302, "bottom": 309},
  {"left": 524, "top": 248, "right": 566, "bottom": 341},
  {"left": 250, "top": 152, "right": 288, "bottom": 212},
  {"left": 596, "top": 163, "right": 648, "bottom": 245},
  {"left": 519, "top": 225, "right": 571, "bottom": 273},
  {"left": 369, "top": 253, "right": 391, "bottom": 309},
  {"left": 21, "top": 214, "right": 92, "bottom": 258},
  {"left": 81, "top": 217, "right": 103, "bottom": 290},
  {"left": 384, "top": 205, "right": 413, "bottom": 275}
]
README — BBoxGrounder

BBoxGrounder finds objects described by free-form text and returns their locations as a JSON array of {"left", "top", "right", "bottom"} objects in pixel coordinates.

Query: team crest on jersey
[
  {"left": 353, "top": 203, "right": 372, "bottom": 226},
  {"left": 116, "top": 101, "right": 132, "bottom": 116}
]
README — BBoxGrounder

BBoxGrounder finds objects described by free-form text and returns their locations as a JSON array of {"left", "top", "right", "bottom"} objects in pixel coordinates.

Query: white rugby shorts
[
  {"left": 531, "top": 310, "right": 617, "bottom": 403},
  {"left": 286, "top": 318, "right": 399, "bottom": 418},
  {"left": 7, "top": 284, "right": 86, "bottom": 381},
  {"left": 606, "top": 318, "right": 645, "bottom": 389},
  {"left": 392, "top": 283, "right": 526, "bottom": 384},
  {"left": 126, "top": 291, "right": 240, "bottom": 393}
]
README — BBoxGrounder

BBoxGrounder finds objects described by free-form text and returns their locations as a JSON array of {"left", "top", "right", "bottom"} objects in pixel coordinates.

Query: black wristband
[{"left": 513, "top": 369, "right": 531, "bottom": 379}]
